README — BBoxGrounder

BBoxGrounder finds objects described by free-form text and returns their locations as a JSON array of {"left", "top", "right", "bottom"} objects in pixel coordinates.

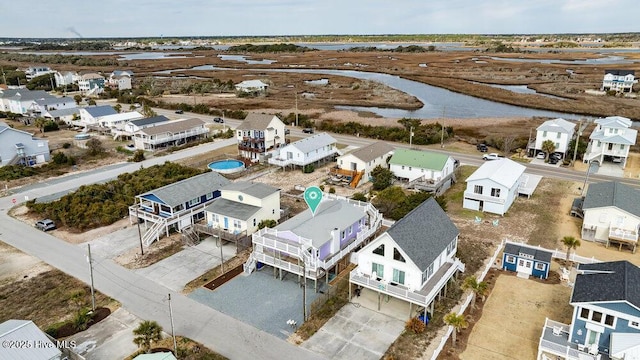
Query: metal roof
[
  {"left": 583, "top": 182, "right": 640, "bottom": 217},
  {"left": 34, "top": 96, "right": 75, "bottom": 106},
  {"left": 536, "top": 118, "right": 576, "bottom": 134},
  {"left": 275, "top": 198, "right": 366, "bottom": 248},
  {"left": 343, "top": 141, "right": 394, "bottom": 163},
  {"left": 386, "top": 197, "right": 459, "bottom": 271},
  {"left": 84, "top": 105, "right": 118, "bottom": 118},
  {"left": 45, "top": 107, "right": 79, "bottom": 117},
  {"left": 604, "top": 69, "right": 635, "bottom": 76},
  {"left": 138, "top": 171, "right": 230, "bottom": 208},
  {"left": 389, "top": 148, "right": 450, "bottom": 171},
  {"left": 204, "top": 198, "right": 261, "bottom": 221},
  {"left": 129, "top": 115, "right": 169, "bottom": 127},
  {"left": 595, "top": 116, "right": 633, "bottom": 129},
  {"left": 236, "top": 113, "right": 282, "bottom": 131},
  {"left": 466, "top": 158, "right": 526, "bottom": 188},
  {"left": 133, "top": 352, "right": 178, "bottom": 360},
  {"left": 138, "top": 118, "right": 205, "bottom": 136},
  {"left": 572, "top": 261, "right": 640, "bottom": 308},
  {"left": 0, "top": 320, "right": 62, "bottom": 360},
  {"left": 287, "top": 132, "right": 336, "bottom": 154},
  {"left": 221, "top": 181, "right": 279, "bottom": 199},
  {"left": 7, "top": 90, "right": 55, "bottom": 102},
  {"left": 503, "top": 241, "right": 552, "bottom": 263}
]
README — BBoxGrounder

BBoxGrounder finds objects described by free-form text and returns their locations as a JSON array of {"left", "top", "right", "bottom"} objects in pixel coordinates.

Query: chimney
[{"left": 331, "top": 227, "right": 340, "bottom": 254}]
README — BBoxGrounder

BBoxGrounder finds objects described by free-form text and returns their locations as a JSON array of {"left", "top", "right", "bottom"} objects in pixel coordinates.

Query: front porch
[
  {"left": 537, "top": 318, "right": 608, "bottom": 360},
  {"left": 607, "top": 227, "right": 638, "bottom": 253},
  {"left": 405, "top": 172, "right": 456, "bottom": 195}
]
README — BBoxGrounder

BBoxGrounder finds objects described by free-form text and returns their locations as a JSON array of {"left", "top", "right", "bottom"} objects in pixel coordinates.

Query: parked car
[
  {"left": 213, "top": 117, "right": 224, "bottom": 123},
  {"left": 550, "top": 153, "right": 562, "bottom": 160},
  {"left": 536, "top": 152, "right": 546, "bottom": 160},
  {"left": 175, "top": 110, "right": 184, "bottom": 114},
  {"left": 284, "top": 128, "right": 290, "bottom": 135},
  {"left": 482, "top": 153, "right": 502, "bottom": 161},
  {"left": 612, "top": 157, "right": 622, "bottom": 163},
  {"left": 35, "top": 219, "right": 56, "bottom": 231},
  {"left": 302, "top": 128, "right": 314, "bottom": 134},
  {"left": 548, "top": 157, "right": 559, "bottom": 165},
  {"left": 476, "top": 143, "right": 488, "bottom": 152}
]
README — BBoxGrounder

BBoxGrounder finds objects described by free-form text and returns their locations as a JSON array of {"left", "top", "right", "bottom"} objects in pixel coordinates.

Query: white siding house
[
  {"left": 350, "top": 198, "right": 464, "bottom": 319},
  {"left": 235, "top": 80, "right": 269, "bottom": 94},
  {"left": 602, "top": 70, "right": 637, "bottom": 93},
  {"left": 583, "top": 116, "right": 637, "bottom": 169},
  {"left": 533, "top": 118, "right": 576, "bottom": 157},
  {"left": 204, "top": 182, "right": 280, "bottom": 236},
  {"left": 268, "top": 132, "right": 339, "bottom": 167},
  {"left": 133, "top": 118, "right": 209, "bottom": 151},
  {"left": 389, "top": 148, "right": 455, "bottom": 182},
  {"left": 0, "top": 123, "right": 50, "bottom": 167},
  {"left": 463, "top": 158, "right": 526, "bottom": 215},
  {"left": 76, "top": 105, "right": 118, "bottom": 127},
  {"left": 335, "top": 141, "right": 394, "bottom": 187},
  {"left": 580, "top": 182, "right": 640, "bottom": 252},
  {"left": 236, "top": 113, "right": 286, "bottom": 162}
]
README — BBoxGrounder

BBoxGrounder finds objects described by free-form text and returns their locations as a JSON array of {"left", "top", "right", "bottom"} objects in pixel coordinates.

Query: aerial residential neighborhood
[{"left": 1, "top": 6, "right": 640, "bottom": 360}]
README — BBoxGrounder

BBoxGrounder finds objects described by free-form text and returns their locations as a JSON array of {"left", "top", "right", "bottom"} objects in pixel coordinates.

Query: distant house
[
  {"left": 335, "top": 141, "right": 394, "bottom": 188},
  {"left": 129, "top": 171, "right": 231, "bottom": 246},
  {"left": 24, "top": 66, "right": 55, "bottom": 81},
  {"left": 76, "top": 105, "right": 118, "bottom": 127},
  {"left": 204, "top": 181, "right": 280, "bottom": 237},
  {"left": 124, "top": 115, "right": 170, "bottom": 134},
  {"left": 583, "top": 116, "right": 637, "bottom": 168},
  {"left": 235, "top": 80, "right": 269, "bottom": 94},
  {"left": 537, "top": 261, "right": 640, "bottom": 360},
  {"left": 27, "top": 96, "right": 76, "bottom": 115},
  {"left": 98, "top": 111, "right": 144, "bottom": 130},
  {"left": 42, "top": 107, "right": 80, "bottom": 124},
  {"left": 602, "top": 69, "right": 637, "bottom": 93},
  {"left": 501, "top": 241, "right": 552, "bottom": 279},
  {"left": 389, "top": 148, "right": 456, "bottom": 194},
  {"left": 54, "top": 70, "right": 80, "bottom": 88},
  {"left": 0, "top": 122, "right": 50, "bottom": 167},
  {"left": 78, "top": 73, "right": 105, "bottom": 95},
  {"left": 107, "top": 70, "right": 133, "bottom": 90},
  {"left": 245, "top": 195, "right": 382, "bottom": 290},
  {"left": 0, "top": 89, "right": 56, "bottom": 115},
  {"left": 133, "top": 118, "right": 209, "bottom": 151},
  {"left": 268, "top": 132, "right": 339, "bottom": 168},
  {"left": 463, "top": 158, "right": 534, "bottom": 215},
  {"left": 531, "top": 118, "right": 576, "bottom": 158},
  {"left": 0, "top": 319, "right": 62, "bottom": 359},
  {"left": 350, "top": 198, "right": 465, "bottom": 319},
  {"left": 236, "top": 113, "right": 286, "bottom": 162},
  {"left": 580, "top": 182, "right": 639, "bottom": 252}
]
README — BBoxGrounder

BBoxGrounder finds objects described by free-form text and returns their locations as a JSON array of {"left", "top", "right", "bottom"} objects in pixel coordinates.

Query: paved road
[{"left": 0, "top": 138, "right": 324, "bottom": 360}]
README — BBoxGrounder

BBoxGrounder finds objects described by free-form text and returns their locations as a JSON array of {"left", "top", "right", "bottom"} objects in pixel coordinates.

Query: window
[
  {"left": 543, "top": 131, "right": 547, "bottom": 137},
  {"left": 372, "top": 263, "right": 384, "bottom": 278},
  {"left": 630, "top": 320, "right": 640, "bottom": 329},
  {"left": 211, "top": 214, "right": 219, "bottom": 223},
  {"left": 233, "top": 219, "right": 241, "bottom": 228},
  {"left": 591, "top": 311, "right": 603, "bottom": 323},
  {"left": 535, "top": 262, "right": 546, "bottom": 271},
  {"left": 393, "top": 248, "right": 405, "bottom": 262},
  {"left": 188, "top": 198, "right": 201, "bottom": 207},
  {"left": 392, "top": 269, "right": 405, "bottom": 285},
  {"left": 556, "top": 132, "right": 561, "bottom": 139},
  {"left": 237, "top": 131, "right": 241, "bottom": 137},
  {"left": 272, "top": 209, "right": 275, "bottom": 214},
  {"left": 373, "top": 244, "right": 385, "bottom": 256},
  {"left": 341, "top": 230, "right": 346, "bottom": 238},
  {"left": 205, "top": 192, "right": 214, "bottom": 200},
  {"left": 505, "top": 255, "right": 516, "bottom": 264},
  {"left": 604, "top": 315, "right": 614, "bottom": 326},
  {"left": 491, "top": 188, "right": 501, "bottom": 197},
  {"left": 580, "top": 308, "right": 589, "bottom": 320},
  {"left": 474, "top": 185, "right": 483, "bottom": 194},
  {"left": 401, "top": 165, "right": 405, "bottom": 170},
  {"left": 409, "top": 167, "right": 412, "bottom": 171},
  {"left": 621, "top": 144, "right": 625, "bottom": 150},
  {"left": 253, "top": 218, "right": 256, "bottom": 227},
  {"left": 446, "top": 240, "right": 456, "bottom": 255}
]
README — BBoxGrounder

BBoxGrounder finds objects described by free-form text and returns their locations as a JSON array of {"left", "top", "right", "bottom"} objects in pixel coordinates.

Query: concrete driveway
[
  {"left": 69, "top": 308, "right": 140, "bottom": 360},
  {"left": 302, "top": 304, "right": 405, "bottom": 360},
  {"left": 83, "top": 226, "right": 140, "bottom": 259},
  {"left": 135, "top": 236, "right": 237, "bottom": 292}
]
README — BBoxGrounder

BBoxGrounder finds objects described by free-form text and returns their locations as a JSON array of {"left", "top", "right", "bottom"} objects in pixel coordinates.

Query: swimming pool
[{"left": 208, "top": 159, "right": 245, "bottom": 174}]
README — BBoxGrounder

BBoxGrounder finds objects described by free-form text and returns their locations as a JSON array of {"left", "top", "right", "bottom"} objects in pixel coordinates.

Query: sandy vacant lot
[
  {"left": 459, "top": 274, "right": 573, "bottom": 360},
  {"left": 0, "top": 241, "right": 52, "bottom": 286}
]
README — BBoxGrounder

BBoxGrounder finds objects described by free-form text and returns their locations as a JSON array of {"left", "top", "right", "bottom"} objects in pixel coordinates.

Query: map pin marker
[{"left": 304, "top": 186, "right": 323, "bottom": 216}]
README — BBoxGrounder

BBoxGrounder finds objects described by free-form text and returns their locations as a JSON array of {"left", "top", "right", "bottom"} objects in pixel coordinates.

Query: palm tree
[
  {"left": 132, "top": 320, "right": 163, "bottom": 353},
  {"left": 73, "top": 94, "right": 82, "bottom": 105},
  {"left": 444, "top": 312, "right": 468, "bottom": 346},
  {"left": 34, "top": 117, "right": 46, "bottom": 133},
  {"left": 114, "top": 104, "right": 122, "bottom": 113},
  {"left": 462, "top": 276, "right": 488, "bottom": 312},
  {"left": 541, "top": 140, "right": 556, "bottom": 162},
  {"left": 561, "top": 236, "right": 581, "bottom": 261}
]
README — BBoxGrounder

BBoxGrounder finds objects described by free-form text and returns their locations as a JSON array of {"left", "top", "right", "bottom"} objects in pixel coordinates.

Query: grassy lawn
[{"left": 0, "top": 268, "right": 118, "bottom": 331}]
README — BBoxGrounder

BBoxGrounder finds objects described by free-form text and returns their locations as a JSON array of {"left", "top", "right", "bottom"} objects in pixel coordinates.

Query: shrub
[
  {"left": 86, "top": 138, "right": 104, "bottom": 156},
  {"left": 132, "top": 150, "right": 145, "bottom": 162},
  {"left": 73, "top": 308, "right": 91, "bottom": 331},
  {"left": 319, "top": 185, "right": 325, "bottom": 191},
  {"left": 405, "top": 317, "right": 426, "bottom": 334},
  {"left": 303, "top": 164, "right": 315, "bottom": 173},
  {"left": 258, "top": 219, "right": 277, "bottom": 229},
  {"left": 45, "top": 322, "right": 66, "bottom": 338},
  {"left": 351, "top": 192, "right": 367, "bottom": 201},
  {"left": 62, "top": 142, "right": 71, "bottom": 149},
  {"left": 43, "top": 120, "right": 59, "bottom": 132},
  {"left": 329, "top": 187, "right": 336, "bottom": 194}
]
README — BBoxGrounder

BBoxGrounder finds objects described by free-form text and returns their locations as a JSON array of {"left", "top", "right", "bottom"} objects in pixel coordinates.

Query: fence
[
  {"left": 428, "top": 239, "right": 504, "bottom": 360},
  {"left": 309, "top": 272, "right": 350, "bottom": 317}
]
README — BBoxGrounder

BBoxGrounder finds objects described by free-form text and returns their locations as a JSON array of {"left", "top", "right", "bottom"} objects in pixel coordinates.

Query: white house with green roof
[{"left": 389, "top": 148, "right": 456, "bottom": 192}]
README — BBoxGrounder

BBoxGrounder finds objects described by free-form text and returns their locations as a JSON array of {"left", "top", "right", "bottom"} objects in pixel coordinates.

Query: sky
[{"left": 1, "top": 0, "right": 638, "bottom": 38}]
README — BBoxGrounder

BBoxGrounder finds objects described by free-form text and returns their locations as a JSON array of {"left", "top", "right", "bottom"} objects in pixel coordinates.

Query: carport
[{"left": 518, "top": 173, "right": 542, "bottom": 198}]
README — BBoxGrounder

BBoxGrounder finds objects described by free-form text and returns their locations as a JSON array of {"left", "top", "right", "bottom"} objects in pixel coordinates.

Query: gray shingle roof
[
  {"left": 84, "top": 105, "right": 117, "bottom": 118},
  {"left": 138, "top": 118, "right": 205, "bottom": 136},
  {"left": 346, "top": 141, "right": 395, "bottom": 163},
  {"left": 583, "top": 182, "right": 640, "bottom": 217},
  {"left": 34, "top": 96, "right": 75, "bottom": 106},
  {"left": 572, "top": 261, "right": 640, "bottom": 308},
  {"left": 288, "top": 133, "right": 336, "bottom": 154},
  {"left": 605, "top": 70, "right": 635, "bottom": 76},
  {"left": 236, "top": 113, "right": 281, "bottom": 131},
  {"left": 139, "top": 171, "right": 230, "bottom": 208},
  {"left": 204, "top": 198, "right": 261, "bottom": 221},
  {"left": 537, "top": 118, "right": 576, "bottom": 134},
  {"left": 0, "top": 319, "right": 62, "bottom": 360},
  {"left": 387, "top": 197, "right": 459, "bottom": 271},
  {"left": 45, "top": 107, "right": 79, "bottom": 118},
  {"left": 503, "top": 242, "right": 552, "bottom": 263},
  {"left": 129, "top": 115, "right": 169, "bottom": 127},
  {"left": 221, "top": 181, "right": 279, "bottom": 199},
  {"left": 8, "top": 89, "right": 54, "bottom": 101},
  {"left": 275, "top": 199, "right": 366, "bottom": 248}
]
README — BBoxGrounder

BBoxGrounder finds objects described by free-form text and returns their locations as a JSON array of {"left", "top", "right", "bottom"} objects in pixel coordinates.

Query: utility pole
[
  {"left": 572, "top": 119, "right": 583, "bottom": 165},
  {"left": 1, "top": 68, "right": 6, "bottom": 85},
  {"left": 441, "top": 107, "right": 446, "bottom": 148},
  {"left": 409, "top": 126, "right": 414, "bottom": 148},
  {"left": 217, "top": 227, "right": 224, "bottom": 273},
  {"left": 87, "top": 244, "right": 96, "bottom": 312},
  {"left": 295, "top": 92, "right": 299, "bottom": 127},
  {"left": 49, "top": 73, "right": 55, "bottom": 91},
  {"left": 136, "top": 207, "right": 144, "bottom": 256},
  {"left": 581, "top": 161, "right": 593, "bottom": 196},
  {"left": 168, "top": 294, "right": 177, "bottom": 356},
  {"left": 302, "top": 260, "right": 307, "bottom": 321}
]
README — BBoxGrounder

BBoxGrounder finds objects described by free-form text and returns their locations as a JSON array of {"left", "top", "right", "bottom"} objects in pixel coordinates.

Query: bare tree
[{"left": 502, "top": 135, "right": 516, "bottom": 157}]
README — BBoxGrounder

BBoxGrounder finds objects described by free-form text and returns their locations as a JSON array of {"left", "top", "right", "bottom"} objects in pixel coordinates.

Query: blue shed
[{"left": 502, "top": 241, "right": 552, "bottom": 279}]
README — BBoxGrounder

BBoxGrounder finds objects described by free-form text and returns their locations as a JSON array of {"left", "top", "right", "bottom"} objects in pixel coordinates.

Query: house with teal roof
[{"left": 388, "top": 148, "right": 456, "bottom": 193}]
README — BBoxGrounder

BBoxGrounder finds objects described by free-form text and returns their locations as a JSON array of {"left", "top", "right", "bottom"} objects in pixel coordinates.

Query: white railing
[
  {"left": 268, "top": 149, "right": 340, "bottom": 167},
  {"left": 537, "top": 319, "right": 599, "bottom": 360},
  {"left": 142, "top": 221, "right": 165, "bottom": 246},
  {"left": 462, "top": 191, "right": 506, "bottom": 204},
  {"left": 140, "top": 128, "right": 209, "bottom": 145},
  {"left": 252, "top": 252, "right": 318, "bottom": 278},
  {"left": 609, "top": 227, "right": 638, "bottom": 242}
]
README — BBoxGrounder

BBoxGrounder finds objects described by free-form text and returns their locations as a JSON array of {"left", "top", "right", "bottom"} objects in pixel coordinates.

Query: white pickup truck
[{"left": 482, "top": 153, "right": 503, "bottom": 161}]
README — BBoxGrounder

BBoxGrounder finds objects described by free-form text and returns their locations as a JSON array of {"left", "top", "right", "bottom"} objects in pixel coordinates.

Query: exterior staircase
[
  {"left": 142, "top": 221, "right": 165, "bottom": 247},
  {"left": 350, "top": 171, "right": 364, "bottom": 188}
]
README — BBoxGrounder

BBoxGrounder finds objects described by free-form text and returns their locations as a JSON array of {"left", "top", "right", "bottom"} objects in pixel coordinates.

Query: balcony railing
[
  {"left": 463, "top": 191, "right": 506, "bottom": 204},
  {"left": 609, "top": 227, "right": 638, "bottom": 242},
  {"left": 238, "top": 144, "right": 265, "bottom": 153},
  {"left": 537, "top": 318, "right": 602, "bottom": 360},
  {"left": 268, "top": 149, "right": 339, "bottom": 167},
  {"left": 139, "top": 128, "right": 209, "bottom": 145}
]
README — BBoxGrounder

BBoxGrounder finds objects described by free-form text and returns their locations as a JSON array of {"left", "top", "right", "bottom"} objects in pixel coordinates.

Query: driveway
[
  {"left": 135, "top": 236, "right": 237, "bottom": 292},
  {"left": 595, "top": 162, "right": 624, "bottom": 177},
  {"left": 69, "top": 308, "right": 140, "bottom": 360},
  {"left": 302, "top": 304, "right": 405, "bottom": 360},
  {"left": 84, "top": 226, "right": 140, "bottom": 259}
]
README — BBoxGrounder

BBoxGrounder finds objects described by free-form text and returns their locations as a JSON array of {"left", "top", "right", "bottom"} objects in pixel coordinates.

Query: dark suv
[
  {"left": 302, "top": 128, "right": 314, "bottom": 134},
  {"left": 476, "top": 143, "right": 488, "bottom": 152}
]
